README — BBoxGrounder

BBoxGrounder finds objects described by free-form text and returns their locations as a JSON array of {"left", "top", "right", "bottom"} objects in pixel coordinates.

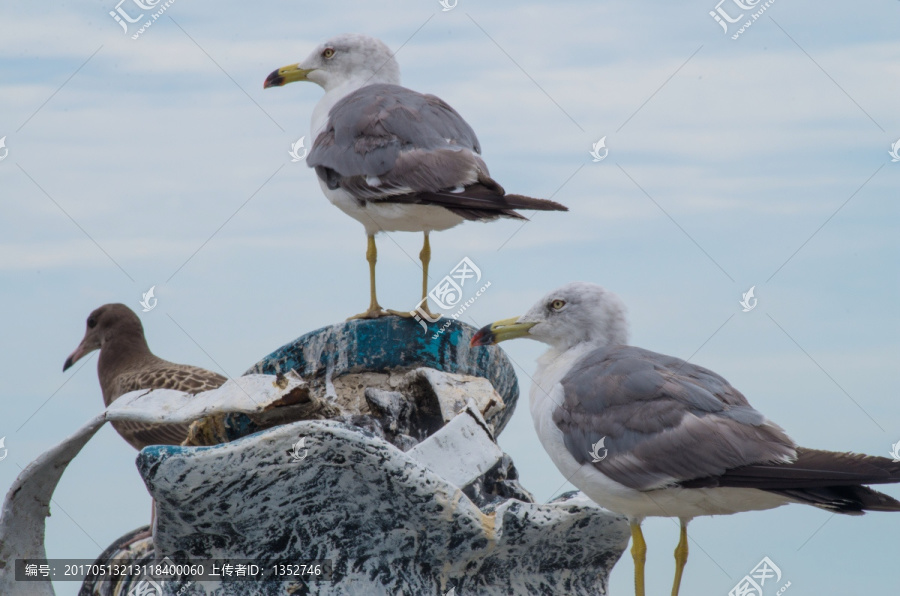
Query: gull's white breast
[{"left": 319, "top": 182, "right": 465, "bottom": 235}]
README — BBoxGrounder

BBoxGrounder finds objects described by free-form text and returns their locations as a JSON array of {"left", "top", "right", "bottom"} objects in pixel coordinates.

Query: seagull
[
  {"left": 263, "top": 33, "right": 567, "bottom": 319},
  {"left": 63, "top": 303, "right": 227, "bottom": 450},
  {"left": 470, "top": 281, "right": 900, "bottom": 596}
]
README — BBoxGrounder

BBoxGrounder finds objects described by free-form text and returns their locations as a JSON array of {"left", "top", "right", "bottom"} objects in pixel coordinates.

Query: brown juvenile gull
[
  {"left": 471, "top": 281, "right": 900, "bottom": 596},
  {"left": 264, "top": 33, "right": 567, "bottom": 319},
  {"left": 63, "top": 303, "right": 227, "bottom": 450}
]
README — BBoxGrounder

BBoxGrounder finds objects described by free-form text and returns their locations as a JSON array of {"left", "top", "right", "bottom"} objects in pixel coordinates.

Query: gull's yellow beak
[
  {"left": 263, "top": 63, "right": 315, "bottom": 88},
  {"left": 470, "top": 317, "right": 536, "bottom": 346}
]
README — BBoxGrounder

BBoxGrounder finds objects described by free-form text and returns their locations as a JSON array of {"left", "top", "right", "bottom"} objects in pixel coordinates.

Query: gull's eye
[
  {"left": 322, "top": 48, "right": 335, "bottom": 59},
  {"left": 550, "top": 299, "right": 566, "bottom": 311},
  {"left": 87, "top": 317, "right": 97, "bottom": 329}
]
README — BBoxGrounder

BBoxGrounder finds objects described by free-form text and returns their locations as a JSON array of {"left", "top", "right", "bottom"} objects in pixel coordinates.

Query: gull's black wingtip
[{"left": 504, "top": 193, "right": 569, "bottom": 212}]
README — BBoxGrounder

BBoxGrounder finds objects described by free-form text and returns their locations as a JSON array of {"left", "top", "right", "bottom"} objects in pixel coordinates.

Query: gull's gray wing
[
  {"left": 554, "top": 346, "right": 797, "bottom": 491},
  {"left": 308, "top": 83, "right": 480, "bottom": 188},
  {"left": 307, "top": 83, "right": 568, "bottom": 219}
]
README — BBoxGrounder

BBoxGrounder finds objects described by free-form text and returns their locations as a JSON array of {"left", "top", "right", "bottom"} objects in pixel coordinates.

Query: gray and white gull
[
  {"left": 264, "top": 34, "right": 567, "bottom": 319},
  {"left": 471, "top": 281, "right": 900, "bottom": 596}
]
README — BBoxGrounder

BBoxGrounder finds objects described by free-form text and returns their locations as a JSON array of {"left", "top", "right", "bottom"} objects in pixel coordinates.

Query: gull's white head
[
  {"left": 263, "top": 33, "right": 400, "bottom": 92},
  {"left": 471, "top": 282, "right": 629, "bottom": 352}
]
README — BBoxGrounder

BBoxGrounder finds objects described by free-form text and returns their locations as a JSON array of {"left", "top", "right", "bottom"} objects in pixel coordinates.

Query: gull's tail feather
[
  {"left": 769, "top": 484, "right": 900, "bottom": 515},
  {"left": 681, "top": 448, "right": 900, "bottom": 515},
  {"left": 476, "top": 172, "right": 568, "bottom": 213},
  {"left": 381, "top": 174, "right": 568, "bottom": 222},
  {"left": 501, "top": 192, "right": 569, "bottom": 212}
]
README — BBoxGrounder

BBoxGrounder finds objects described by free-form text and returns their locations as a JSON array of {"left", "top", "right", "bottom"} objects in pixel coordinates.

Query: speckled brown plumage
[{"left": 64, "top": 303, "right": 227, "bottom": 450}]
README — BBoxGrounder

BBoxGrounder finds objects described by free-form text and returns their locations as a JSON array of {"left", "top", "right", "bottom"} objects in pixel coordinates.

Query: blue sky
[{"left": 1, "top": 0, "right": 898, "bottom": 594}]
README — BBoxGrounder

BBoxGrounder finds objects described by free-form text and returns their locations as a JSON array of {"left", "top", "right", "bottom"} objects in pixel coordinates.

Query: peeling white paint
[
  {"left": 408, "top": 402, "right": 503, "bottom": 488},
  {"left": 105, "top": 372, "right": 307, "bottom": 425}
]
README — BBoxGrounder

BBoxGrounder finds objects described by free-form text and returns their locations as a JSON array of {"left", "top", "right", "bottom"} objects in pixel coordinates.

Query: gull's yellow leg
[
  {"left": 631, "top": 522, "right": 647, "bottom": 596},
  {"left": 420, "top": 232, "right": 431, "bottom": 302},
  {"left": 387, "top": 231, "right": 439, "bottom": 319},
  {"left": 415, "top": 232, "right": 440, "bottom": 319},
  {"left": 671, "top": 519, "right": 689, "bottom": 596},
  {"left": 349, "top": 235, "right": 390, "bottom": 319}
]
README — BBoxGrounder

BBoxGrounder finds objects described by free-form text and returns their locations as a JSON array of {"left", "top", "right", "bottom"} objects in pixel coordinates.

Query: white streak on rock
[
  {"left": 0, "top": 413, "right": 107, "bottom": 596},
  {"left": 105, "top": 373, "right": 306, "bottom": 425}
]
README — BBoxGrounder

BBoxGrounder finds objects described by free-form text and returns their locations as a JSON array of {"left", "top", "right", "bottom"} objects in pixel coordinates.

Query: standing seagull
[
  {"left": 63, "top": 304, "right": 227, "bottom": 450},
  {"left": 471, "top": 282, "right": 900, "bottom": 596},
  {"left": 264, "top": 34, "right": 567, "bottom": 319}
]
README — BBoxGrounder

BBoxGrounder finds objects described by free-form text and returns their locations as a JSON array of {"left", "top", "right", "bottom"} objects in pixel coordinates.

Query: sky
[{"left": 1, "top": 0, "right": 898, "bottom": 594}]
